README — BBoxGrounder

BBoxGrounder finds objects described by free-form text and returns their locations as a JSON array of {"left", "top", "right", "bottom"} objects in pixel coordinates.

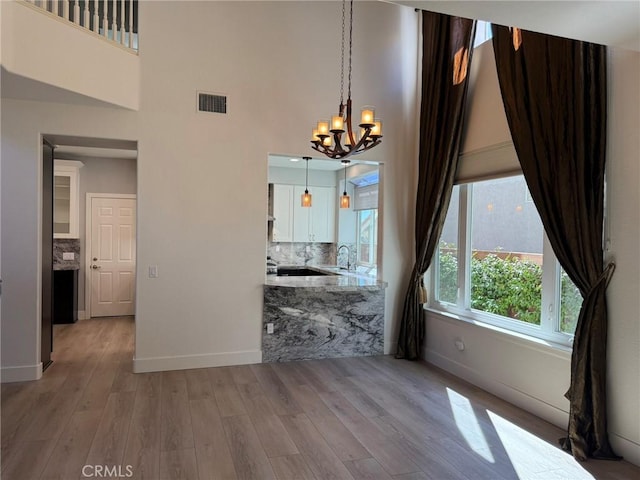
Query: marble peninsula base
[{"left": 262, "top": 281, "right": 385, "bottom": 362}]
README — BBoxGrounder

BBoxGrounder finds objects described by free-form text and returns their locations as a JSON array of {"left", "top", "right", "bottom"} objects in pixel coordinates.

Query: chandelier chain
[
  {"left": 348, "top": 0, "right": 353, "bottom": 99},
  {"left": 340, "top": 0, "right": 345, "bottom": 105}
]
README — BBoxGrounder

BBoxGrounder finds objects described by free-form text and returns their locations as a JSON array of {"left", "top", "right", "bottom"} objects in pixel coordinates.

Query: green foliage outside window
[
  {"left": 470, "top": 253, "right": 542, "bottom": 324},
  {"left": 438, "top": 245, "right": 583, "bottom": 333}
]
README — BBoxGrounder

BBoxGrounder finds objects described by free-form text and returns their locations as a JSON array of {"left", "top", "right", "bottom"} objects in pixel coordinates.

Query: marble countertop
[
  {"left": 265, "top": 265, "right": 387, "bottom": 290},
  {"left": 53, "top": 264, "right": 80, "bottom": 271}
]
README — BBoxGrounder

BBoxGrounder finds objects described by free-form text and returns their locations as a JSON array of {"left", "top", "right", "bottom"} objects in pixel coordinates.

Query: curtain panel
[
  {"left": 396, "top": 12, "right": 476, "bottom": 360},
  {"left": 492, "top": 25, "right": 618, "bottom": 461}
]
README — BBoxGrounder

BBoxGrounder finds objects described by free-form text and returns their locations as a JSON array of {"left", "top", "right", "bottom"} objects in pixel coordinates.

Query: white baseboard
[
  {"left": 423, "top": 346, "right": 570, "bottom": 429},
  {"left": 1, "top": 363, "right": 43, "bottom": 383},
  {"left": 610, "top": 433, "right": 640, "bottom": 467},
  {"left": 78, "top": 310, "right": 87, "bottom": 320},
  {"left": 133, "top": 350, "right": 263, "bottom": 373}
]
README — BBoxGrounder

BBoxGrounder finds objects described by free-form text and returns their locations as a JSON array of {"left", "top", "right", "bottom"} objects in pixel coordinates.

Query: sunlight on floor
[
  {"left": 446, "top": 387, "right": 495, "bottom": 463},
  {"left": 487, "top": 411, "right": 596, "bottom": 479}
]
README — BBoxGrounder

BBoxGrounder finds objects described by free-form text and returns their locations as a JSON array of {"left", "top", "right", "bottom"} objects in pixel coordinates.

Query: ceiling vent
[{"left": 198, "top": 92, "right": 227, "bottom": 114}]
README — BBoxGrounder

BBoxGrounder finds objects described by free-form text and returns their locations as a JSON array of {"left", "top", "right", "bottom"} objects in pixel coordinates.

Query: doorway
[{"left": 42, "top": 134, "right": 137, "bottom": 369}]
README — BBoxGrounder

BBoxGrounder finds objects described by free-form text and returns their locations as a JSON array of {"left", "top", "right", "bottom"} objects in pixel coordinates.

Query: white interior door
[{"left": 90, "top": 197, "right": 136, "bottom": 317}]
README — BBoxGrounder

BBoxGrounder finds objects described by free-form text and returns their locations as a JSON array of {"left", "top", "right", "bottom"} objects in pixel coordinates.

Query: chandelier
[{"left": 310, "top": 0, "right": 382, "bottom": 160}]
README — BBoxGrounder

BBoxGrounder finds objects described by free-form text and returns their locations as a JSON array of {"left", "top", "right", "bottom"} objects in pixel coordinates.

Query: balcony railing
[{"left": 24, "top": 0, "right": 138, "bottom": 52}]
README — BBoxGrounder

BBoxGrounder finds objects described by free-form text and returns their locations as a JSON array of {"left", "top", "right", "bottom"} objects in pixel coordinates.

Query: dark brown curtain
[
  {"left": 396, "top": 12, "right": 476, "bottom": 360},
  {"left": 492, "top": 26, "right": 618, "bottom": 461}
]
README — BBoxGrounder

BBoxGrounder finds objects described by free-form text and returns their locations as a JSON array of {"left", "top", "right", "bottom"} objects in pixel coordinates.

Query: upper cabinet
[
  {"left": 270, "top": 184, "right": 336, "bottom": 243},
  {"left": 272, "top": 184, "right": 294, "bottom": 242},
  {"left": 54, "top": 160, "right": 83, "bottom": 239},
  {"left": 293, "top": 186, "right": 336, "bottom": 243}
]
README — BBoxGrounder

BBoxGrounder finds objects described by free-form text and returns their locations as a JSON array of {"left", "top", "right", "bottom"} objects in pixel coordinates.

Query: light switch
[
  {"left": 62, "top": 252, "right": 75, "bottom": 260},
  {"left": 149, "top": 265, "right": 159, "bottom": 278}
]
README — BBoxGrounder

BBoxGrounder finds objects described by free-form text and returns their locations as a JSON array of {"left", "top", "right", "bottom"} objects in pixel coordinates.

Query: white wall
[
  {"left": 74, "top": 156, "right": 137, "bottom": 314},
  {"left": 1, "top": 1, "right": 139, "bottom": 110},
  {"left": 424, "top": 46, "right": 640, "bottom": 464},
  {"left": 1, "top": 100, "right": 137, "bottom": 382},
  {"left": 0, "top": 1, "right": 418, "bottom": 377},
  {"left": 268, "top": 166, "right": 337, "bottom": 187}
]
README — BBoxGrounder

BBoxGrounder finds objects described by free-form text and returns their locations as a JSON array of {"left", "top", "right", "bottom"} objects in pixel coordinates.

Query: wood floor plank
[
  {"left": 236, "top": 382, "right": 299, "bottom": 458},
  {"left": 160, "top": 370, "right": 194, "bottom": 452},
  {"left": 0, "top": 439, "right": 56, "bottom": 480},
  {"left": 85, "top": 391, "right": 136, "bottom": 467},
  {"left": 111, "top": 357, "right": 139, "bottom": 393},
  {"left": 289, "top": 384, "right": 370, "bottom": 462},
  {"left": 222, "top": 414, "right": 276, "bottom": 480},
  {"left": 269, "top": 454, "right": 317, "bottom": 480},
  {"left": 344, "top": 458, "right": 393, "bottom": 480},
  {"left": 250, "top": 364, "right": 303, "bottom": 416},
  {"left": 209, "top": 367, "right": 248, "bottom": 417},
  {"left": 123, "top": 373, "right": 162, "bottom": 480},
  {"left": 229, "top": 365, "right": 259, "bottom": 385},
  {"left": 76, "top": 359, "right": 120, "bottom": 412},
  {"left": 280, "top": 413, "right": 355, "bottom": 480},
  {"left": 189, "top": 398, "right": 238, "bottom": 479},
  {"left": 185, "top": 368, "right": 214, "bottom": 400},
  {"left": 159, "top": 448, "right": 199, "bottom": 480},
  {"left": 40, "top": 409, "right": 103, "bottom": 480},
  {"left": 319, "top": 390, "right": 420, "bottom": 476}
]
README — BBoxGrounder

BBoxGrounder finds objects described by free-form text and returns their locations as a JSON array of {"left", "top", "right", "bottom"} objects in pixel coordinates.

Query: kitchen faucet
[{"left": 337, "top": 244, "right": 351, "bottom": 270}]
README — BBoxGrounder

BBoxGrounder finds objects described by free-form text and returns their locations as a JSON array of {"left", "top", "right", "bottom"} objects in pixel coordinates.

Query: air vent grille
[{"left": 198, "top": 93, "right": 227, "bottom": 114}]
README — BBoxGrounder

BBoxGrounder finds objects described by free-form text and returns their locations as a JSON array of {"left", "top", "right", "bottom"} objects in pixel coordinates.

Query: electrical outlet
[
  {"left": 266, "top": 323, "right": 274, "bottom": 334},
  {"left": 149, "top": 265, "right": 159, "bottom": 278},
  {"left": 62, "top": 252, "right": 75, "bottom": 260}
]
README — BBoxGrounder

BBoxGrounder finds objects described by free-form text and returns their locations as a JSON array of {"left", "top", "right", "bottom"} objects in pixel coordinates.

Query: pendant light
[
  {"left": 301, "top": 156, "right": 312, "bottom": 207},
  {"left": 340, "top": 160, "right": 351, "bottom": 209}
]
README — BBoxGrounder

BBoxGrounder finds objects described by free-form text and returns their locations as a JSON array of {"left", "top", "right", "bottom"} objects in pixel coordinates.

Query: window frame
[
  {"left": 356, "top": 209, "right": 378, "bottom": 267},
  {"left": 429, "top": 177, "right": 576, "bottom": 348}
]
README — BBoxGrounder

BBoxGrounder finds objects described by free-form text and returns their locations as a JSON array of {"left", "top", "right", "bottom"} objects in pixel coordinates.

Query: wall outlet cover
[{"left": 62, "top": 252, "right": 75, "bottom": 260}]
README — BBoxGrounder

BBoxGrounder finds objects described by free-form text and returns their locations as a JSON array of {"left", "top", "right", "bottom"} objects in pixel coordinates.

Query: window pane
[
  {"left": 357, "top": 209, "right": 377, "bottom": 266},
  {"left": 437, "top": 185, "right": 460, "bottom": 303},
  {"left": 560, "top": 270, "right": 582, "bottom": 334},
  {"left": 470, "top": 176, "right": 543, "bottom": 325}
]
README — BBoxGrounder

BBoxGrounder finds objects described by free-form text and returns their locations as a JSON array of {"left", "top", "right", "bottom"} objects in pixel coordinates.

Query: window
[
  {"left": 357, "top": 209, "right": 378, "bottom": 266},
  {"left": 432, "top": 175, "right": 580, "bottom": 346}
]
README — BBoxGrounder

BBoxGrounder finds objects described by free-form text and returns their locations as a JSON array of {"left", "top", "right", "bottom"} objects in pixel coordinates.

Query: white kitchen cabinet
[
  {"left": 54, "top": 160, "right": 83, "bottom": 239},
  {"left": 293, "top": 185, "right": 336, "bottom": 243},
  {"left": 272, "top": 184, "right": 294, "bottom": 242}
]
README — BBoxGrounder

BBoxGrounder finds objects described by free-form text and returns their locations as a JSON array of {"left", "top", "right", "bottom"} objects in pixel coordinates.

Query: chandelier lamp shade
[
  {"left": 301, "top": 156, "right": 312, "bottom": 207},
  {"left": 340, "top": 160, "right": 351, "bottom": 208},
  {"left": 310, "top": 0, "right": 382, "bottom": 160}
]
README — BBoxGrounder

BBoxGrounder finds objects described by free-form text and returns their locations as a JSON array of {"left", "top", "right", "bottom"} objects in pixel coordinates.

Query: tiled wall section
[
  {"left": 53, "top": 238, "right": 81, "bottom": 270},
  {"left": 267, "top": 242, "right": 336, "bottom": 266},
  {"left": 267, "top": 242, "right": 361, "bottom": 268}
]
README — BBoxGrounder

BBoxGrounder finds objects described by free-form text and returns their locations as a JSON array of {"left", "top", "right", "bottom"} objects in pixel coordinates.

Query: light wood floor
[{"left": 2, "top": 317, "right": 638, "bottom": 480}]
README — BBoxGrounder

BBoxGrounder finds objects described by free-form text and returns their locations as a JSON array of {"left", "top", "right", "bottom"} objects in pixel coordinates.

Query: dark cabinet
[{"left": 53, "top": 269, "right": 78, "bottom": 324}]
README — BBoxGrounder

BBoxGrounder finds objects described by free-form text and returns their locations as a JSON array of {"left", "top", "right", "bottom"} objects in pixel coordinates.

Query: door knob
[
  {"left": 91, "top": 265, "right": 101, "bottom": 270},
  {"left": 93, "top": 257, "right": 98, "bottom": 261}
]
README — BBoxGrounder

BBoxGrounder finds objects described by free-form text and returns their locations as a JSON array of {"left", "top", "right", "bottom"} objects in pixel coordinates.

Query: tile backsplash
[
  {"left": 267, "top": 242, "right": 336, "bottom": 266},
  {"left": 53, "top": 238, "right": 81, "bottom": 270}
]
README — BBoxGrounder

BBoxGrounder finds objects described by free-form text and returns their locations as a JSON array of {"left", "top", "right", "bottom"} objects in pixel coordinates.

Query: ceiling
[
  {"left": 268, "top": 154, "right": 377, "bottom": 171},
  {"left": 44, "top": 134, "right": 137, "bottom": 161},
  {"left": 389, "top": 1, "right": 640, "bottom": 51}
]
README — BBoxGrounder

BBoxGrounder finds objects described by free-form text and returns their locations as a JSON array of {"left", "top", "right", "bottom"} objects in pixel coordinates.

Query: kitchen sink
[{"left": 276, "top": 267, "right": 336, "bottom": 277}]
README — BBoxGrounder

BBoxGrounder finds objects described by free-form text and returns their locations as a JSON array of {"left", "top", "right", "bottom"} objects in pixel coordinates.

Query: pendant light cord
[
  {"left": 347, "top": 0, "right": 353, "bottom": 100},
  {"left": 340, "top": 0, "right": 346, "bottom": 106},
  {"left": 305, "top": 158, "right": 309, "bottom": 192},
  {"left": 344, "top": 163, "right": 348, "bottom": 195}
]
